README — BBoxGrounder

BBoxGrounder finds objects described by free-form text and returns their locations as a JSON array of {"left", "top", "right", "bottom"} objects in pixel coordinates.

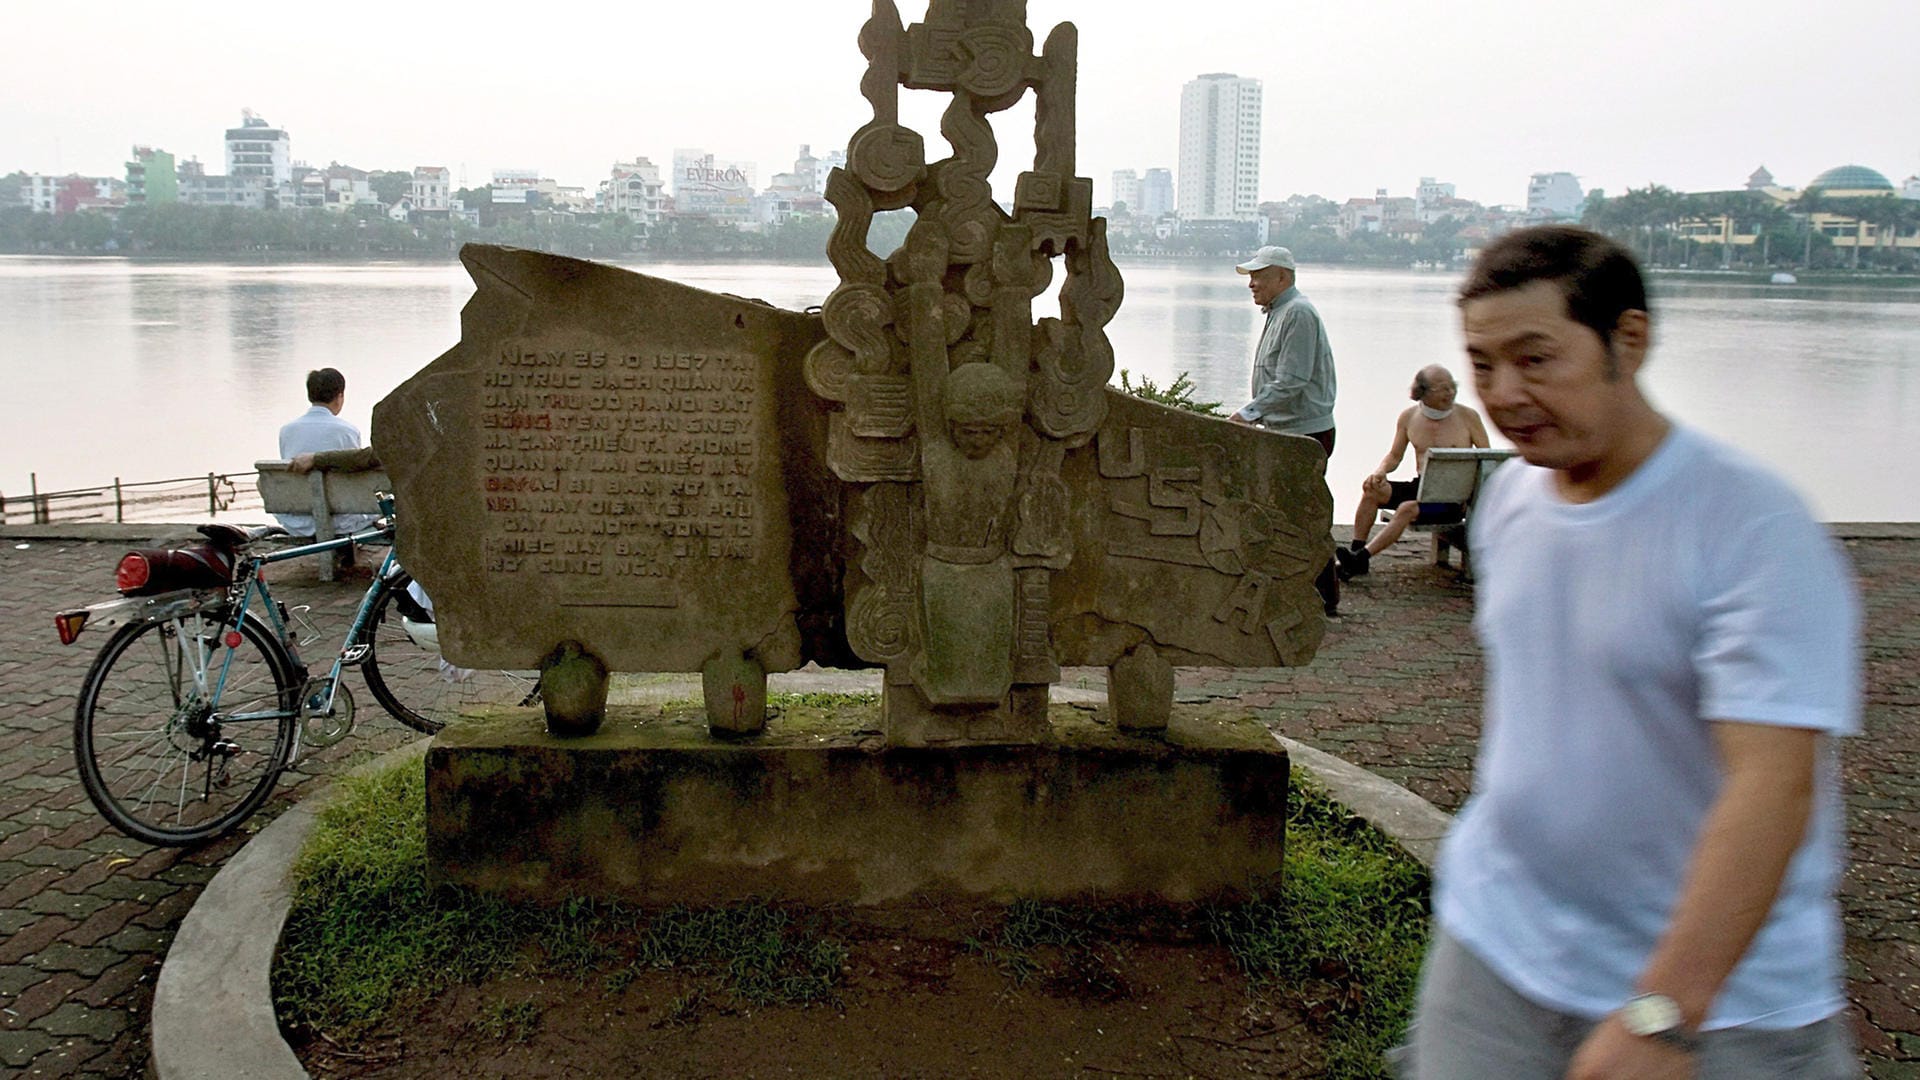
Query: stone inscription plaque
[
  {"left": 477, "top": 343, "right": 762, "bottom": 600},
  {"left": 373, "top": 246, "right": 828, "bottom": 673}
]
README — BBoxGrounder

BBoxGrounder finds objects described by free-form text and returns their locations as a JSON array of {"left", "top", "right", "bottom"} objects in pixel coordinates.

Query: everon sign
[{"left": 672, "top": 149, "right": 757, "bottom": 223}]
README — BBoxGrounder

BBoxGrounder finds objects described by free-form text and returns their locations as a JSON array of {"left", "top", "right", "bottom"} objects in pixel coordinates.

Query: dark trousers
[{"left": 1306, "top": 428, "right": 1338, "bottom": 613}]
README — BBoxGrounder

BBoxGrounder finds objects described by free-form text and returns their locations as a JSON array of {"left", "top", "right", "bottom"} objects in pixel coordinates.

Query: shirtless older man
[{"left": 1334, "top": 364, "right": 1489, "bottom": 578}]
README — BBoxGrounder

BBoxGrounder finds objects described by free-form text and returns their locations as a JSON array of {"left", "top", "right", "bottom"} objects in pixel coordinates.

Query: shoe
[
  {"left": 1315, "top": 559, "right": 1340, "bottom": 617},
  {"left": 1334, "top": 545, "right": 1371, "bottom": 579}
]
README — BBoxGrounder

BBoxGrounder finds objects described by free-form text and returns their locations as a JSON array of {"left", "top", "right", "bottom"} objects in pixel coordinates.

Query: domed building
[
  {"left": 1806, "top": 164, "right": 1896, "bottom": 195},
  {"left": 1673, "top": 163, "right": 1917, "bottom": 268},
  {"left": 1796, "top": 165, "right": 1915, "bottom": 266}
]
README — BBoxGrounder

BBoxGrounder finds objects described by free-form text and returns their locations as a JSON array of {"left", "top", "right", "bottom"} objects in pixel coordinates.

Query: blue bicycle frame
[{"left": 205, "top": 498, "right": 401, "bottom": 750}]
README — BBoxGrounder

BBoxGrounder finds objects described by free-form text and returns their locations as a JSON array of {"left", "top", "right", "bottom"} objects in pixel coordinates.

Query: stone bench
[
  {"left": 1386, "top": 447, "right": 1517, "bottom": 578},
  {"left": 253, "top": 460, "right": 391, "bottom": 581}
]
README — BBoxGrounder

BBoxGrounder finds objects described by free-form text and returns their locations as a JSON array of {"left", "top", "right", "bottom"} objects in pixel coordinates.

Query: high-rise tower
[{"left": 1177, "top": 73, "right": 1261, "bottom": 224}]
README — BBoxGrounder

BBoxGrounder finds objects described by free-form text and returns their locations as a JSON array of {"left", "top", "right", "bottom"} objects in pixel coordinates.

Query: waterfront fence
[{"left": 1, "top": 471, "right": 263, "bottom": 527}]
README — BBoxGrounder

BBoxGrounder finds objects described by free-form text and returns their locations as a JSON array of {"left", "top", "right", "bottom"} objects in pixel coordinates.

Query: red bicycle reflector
[
  {"left": 223, "top": 630, "right": 244, "bottom": 649},
  {"left": 54, "top": 610, "right": 89, "bottom": 645},
  {"left": 114, "top": 553, "right": 151, "bottom": 593}
]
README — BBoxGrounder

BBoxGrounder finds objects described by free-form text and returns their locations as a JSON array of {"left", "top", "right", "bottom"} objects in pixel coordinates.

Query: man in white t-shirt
[
  {"left": 275, "top": 367, "right": 378, "bottom": 539},
  {"left": 1408, "top": 226, "right": 1860, "bottom": 1079}
]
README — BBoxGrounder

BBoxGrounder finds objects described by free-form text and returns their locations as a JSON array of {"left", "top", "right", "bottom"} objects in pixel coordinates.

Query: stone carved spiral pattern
[
  {"left": 804, "top": 339, "right": 856, "bottom": 401},
  {"left": 957, "top": 25, "right": 1031, "bottom": 99},
  {"left": 850, "top": 124, "right": 928, "bottom": 194},
  {"left": 847, "top": 586, "right": 913, "bottom": 662},
  {"left": 816, "top": 2, "right": 1129, "bottom": 679},
  {"left": 823, "top": 284, "right": 895, "bottom": 375}
]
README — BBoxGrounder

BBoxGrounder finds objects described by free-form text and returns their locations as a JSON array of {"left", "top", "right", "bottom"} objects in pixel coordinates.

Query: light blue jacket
[{"left": 1234, "top": 285, "right": 1336, "bottom": 434}]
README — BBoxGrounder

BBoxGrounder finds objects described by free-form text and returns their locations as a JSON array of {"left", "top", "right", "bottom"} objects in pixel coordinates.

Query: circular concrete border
[
  {"left": 152, "top": 740, "right": 429, "bottom": 1080},
  {"left": 149, "top": 703, "right": 1453, "bottom": 1079}
]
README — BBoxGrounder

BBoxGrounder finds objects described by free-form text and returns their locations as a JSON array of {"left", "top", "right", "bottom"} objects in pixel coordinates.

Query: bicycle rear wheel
[
  {"left": 359, "top": 571, "right": 540, "bottom": 735},
  {"left": 74, "top": 610, "right": 296, "bottom": 846}
]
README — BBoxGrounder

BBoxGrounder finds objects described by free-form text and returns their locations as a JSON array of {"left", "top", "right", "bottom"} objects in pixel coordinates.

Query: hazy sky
[{"left": 5, "top": 1, "right": 1915, "bottom": 210}]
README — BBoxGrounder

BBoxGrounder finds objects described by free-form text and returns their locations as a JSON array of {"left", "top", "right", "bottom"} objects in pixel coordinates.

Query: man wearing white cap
[
  {"left": 1230, "top": 245, "right": 1342, "bottom": 614},
  {"left": 1229, "top": 245, "right": 1338, "bottom": 456}
]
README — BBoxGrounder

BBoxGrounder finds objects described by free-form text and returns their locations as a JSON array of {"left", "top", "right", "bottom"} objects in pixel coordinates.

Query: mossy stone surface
[{"left": 428, "top": 702, "right": 1287, "bottom": 907}]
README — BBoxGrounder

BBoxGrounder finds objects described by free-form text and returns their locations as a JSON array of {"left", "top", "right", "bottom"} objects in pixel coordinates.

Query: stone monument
[{"left": 377, "top": 0, "right": 1332, "bottom": 905}]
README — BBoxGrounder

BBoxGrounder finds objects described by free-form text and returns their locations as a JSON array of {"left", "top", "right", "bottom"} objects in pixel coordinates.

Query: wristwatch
[{"left": 1619, "top": 993, "right": 1700, "bottom": 1053}]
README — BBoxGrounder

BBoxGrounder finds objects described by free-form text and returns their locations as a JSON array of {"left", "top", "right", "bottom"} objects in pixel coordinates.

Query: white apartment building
[
  {"left": 1415, "top": 177, "right": 1455, "bottom": 213},
  {"left": 19, "top": 175, "right": 118, "bottom": 213},
  {"left": 23, "top": 175, "right": 61, "bottom": 213},
  {"left": 1177, "top": 73, "right": 1262, "bottom": 224},
  {"left": 179, "top": 173, "right": 271, "bottom": 209},
  {"left": 1527, "top": 171, "right": 1584, "bottom": 220},
  {"left": 816, "top": 149, "right": 847, "bottom": 193},
  {"left": 410, "top": 166, "right": 451, "bottom": 213},
  {"left": 601, "top": 157, "right": 667, "bottom": 227},
  {"left": 1111, "top": 169, "right": 1141, "bottom": 212},
  {"left": 225, "top": 111, "right": 292, "bottom": 187}
]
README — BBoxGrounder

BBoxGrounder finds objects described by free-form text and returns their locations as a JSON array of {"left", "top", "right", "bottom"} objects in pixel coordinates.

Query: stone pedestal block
[
  {"left": 1110, "top": 643, "right": 1174, "bottom": 732},
  {"left": 426, "top": 703, "right": 1287, "bottom": 906},
  {"left": 702, "top": 651, "right": 768, "bottom": 737},
  {"left": 539, "top": 640, "right": 608, "bottom": 737}
]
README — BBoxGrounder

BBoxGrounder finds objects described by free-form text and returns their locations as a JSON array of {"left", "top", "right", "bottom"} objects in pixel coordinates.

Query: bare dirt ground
[{"left": 291, "top": 926, "right": 1327, "bottom": 1079}]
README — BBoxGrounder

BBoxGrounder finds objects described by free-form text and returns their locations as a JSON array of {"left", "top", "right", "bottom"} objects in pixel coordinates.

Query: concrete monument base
[{"left": 426, "top": 703, "right": 1287, "bottom": 906}]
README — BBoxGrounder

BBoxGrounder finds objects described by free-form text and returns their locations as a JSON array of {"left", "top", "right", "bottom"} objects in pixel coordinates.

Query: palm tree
[
  {"left": 1790, "top": 187, "right": 1827, "bottom": 268},
  {"left": 1685, "top": 192, "right": 1750, "bottom": 270},
  {"left": 1612, "top": 185, "right": 1670, "bottom": 266},
  {"left": 1861, "top": 195, "right": 1910, "bottom": 268},
  {"left": 1648, "top": 185, "right": 1685, "bottom": 267},
  {"left": 1894, "top": 198, "right": 1920, "bottom": 270},
  {"left": 1750, "top": 202, "right": 1794, "bottom": 268}
]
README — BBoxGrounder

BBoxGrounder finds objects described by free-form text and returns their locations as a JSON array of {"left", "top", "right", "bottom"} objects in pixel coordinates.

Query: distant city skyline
[{"left": 3, "top": 1, "right": 1915, "bottom": 212}]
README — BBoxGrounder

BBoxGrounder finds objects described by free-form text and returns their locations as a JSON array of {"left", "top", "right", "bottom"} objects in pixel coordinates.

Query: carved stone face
[
  {"left": 942, "top": 363, "right": 1022, "bottom": 459},
  {"left": 950, "top": 419, "right": 1008, "bottom": 459}
]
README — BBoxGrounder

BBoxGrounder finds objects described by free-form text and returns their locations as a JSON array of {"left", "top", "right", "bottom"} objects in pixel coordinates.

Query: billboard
[{"left": 672, "top": 149, "right": 756, "bottom": 224}]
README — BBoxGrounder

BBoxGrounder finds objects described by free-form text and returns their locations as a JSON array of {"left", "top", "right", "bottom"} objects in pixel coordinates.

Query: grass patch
[
  {"left": 272, "top": 762, "right": 847, "bottom": 1039},
  {"left": 472, "top": 998, "right": 541, "bottom": 1043},
  {"left": 767, "top": 690, "right": 879, "bottom": 710},
  {"left": 278, "top": 759, "right": 1428, "bottom": 1079},
  {"left": 965, "top": 901, "right": 1130, "bottom": 1001},
  {"left": 1208, "top": 768, "right": 1431, "bottom": 1079}
]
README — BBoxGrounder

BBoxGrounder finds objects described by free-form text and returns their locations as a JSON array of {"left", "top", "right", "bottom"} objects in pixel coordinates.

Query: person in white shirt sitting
[{"left": 275, "top": 368, "right": 378, "bottom": 565}]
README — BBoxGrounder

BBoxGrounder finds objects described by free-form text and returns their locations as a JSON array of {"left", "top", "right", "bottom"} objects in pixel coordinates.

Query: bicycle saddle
[{"left": 197, "top": 523, "right": 288, "bottom": 549}]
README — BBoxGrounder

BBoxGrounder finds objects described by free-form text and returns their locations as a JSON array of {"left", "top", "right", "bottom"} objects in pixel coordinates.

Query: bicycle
[{"left": 54, "top": 494, "right": 539, "bottom": 846}]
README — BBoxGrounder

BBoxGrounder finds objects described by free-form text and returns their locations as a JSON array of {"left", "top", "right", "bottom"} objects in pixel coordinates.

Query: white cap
[{"left": 1235, "top": 245, "right": 1297, "bottom": 274}]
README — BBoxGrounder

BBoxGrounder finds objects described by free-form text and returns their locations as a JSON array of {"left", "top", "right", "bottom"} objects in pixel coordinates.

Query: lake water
[{"left": 2, "top": 255, "right": 1915, "bottom": 522}]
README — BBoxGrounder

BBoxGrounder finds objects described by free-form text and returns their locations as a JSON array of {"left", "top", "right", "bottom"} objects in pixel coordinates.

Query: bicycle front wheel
[
  {"left": 360, "top": 571, "right": 540, "bottom": 735},
  {"left": 74, "top": 611, "right": 297, "bottom": 846}
]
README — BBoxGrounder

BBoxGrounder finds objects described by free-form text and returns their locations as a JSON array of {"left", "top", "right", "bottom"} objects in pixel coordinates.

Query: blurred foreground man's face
[{"left": 1463, "top": 280, "right": 1645, "bottom": 475}]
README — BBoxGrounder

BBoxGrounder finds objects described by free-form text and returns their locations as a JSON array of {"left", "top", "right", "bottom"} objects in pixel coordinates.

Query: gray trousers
[{"left": 1401, "top": 930, "right": 1860, "bottom": 1079}]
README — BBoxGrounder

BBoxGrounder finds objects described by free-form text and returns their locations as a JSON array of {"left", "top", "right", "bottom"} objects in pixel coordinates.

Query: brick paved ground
[
  {"left": 1177, "top": 535, "right": 1920, "bottom": 1079},
  {"left": 0, "top": 533, "right": 1915, "bottom": 1076},
  {"left": 0, "top": 538, "right": 422, "bottom": 1077}
]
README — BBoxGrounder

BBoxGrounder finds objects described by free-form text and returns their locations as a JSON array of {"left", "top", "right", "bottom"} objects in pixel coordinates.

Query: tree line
[
  {"left": 1582, "top": 185, "right": 1920, "bottom": 271},
  {"left": 0, "top": 200, "right": 915, "bottom": 262},
  {"left": 5, "top": 183, "right": 1912, "bottom": 273}
]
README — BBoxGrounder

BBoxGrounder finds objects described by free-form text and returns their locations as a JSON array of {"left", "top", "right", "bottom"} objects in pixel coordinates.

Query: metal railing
[{"left": 1, "top": 471, "right": 264, "bottom": 526}]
